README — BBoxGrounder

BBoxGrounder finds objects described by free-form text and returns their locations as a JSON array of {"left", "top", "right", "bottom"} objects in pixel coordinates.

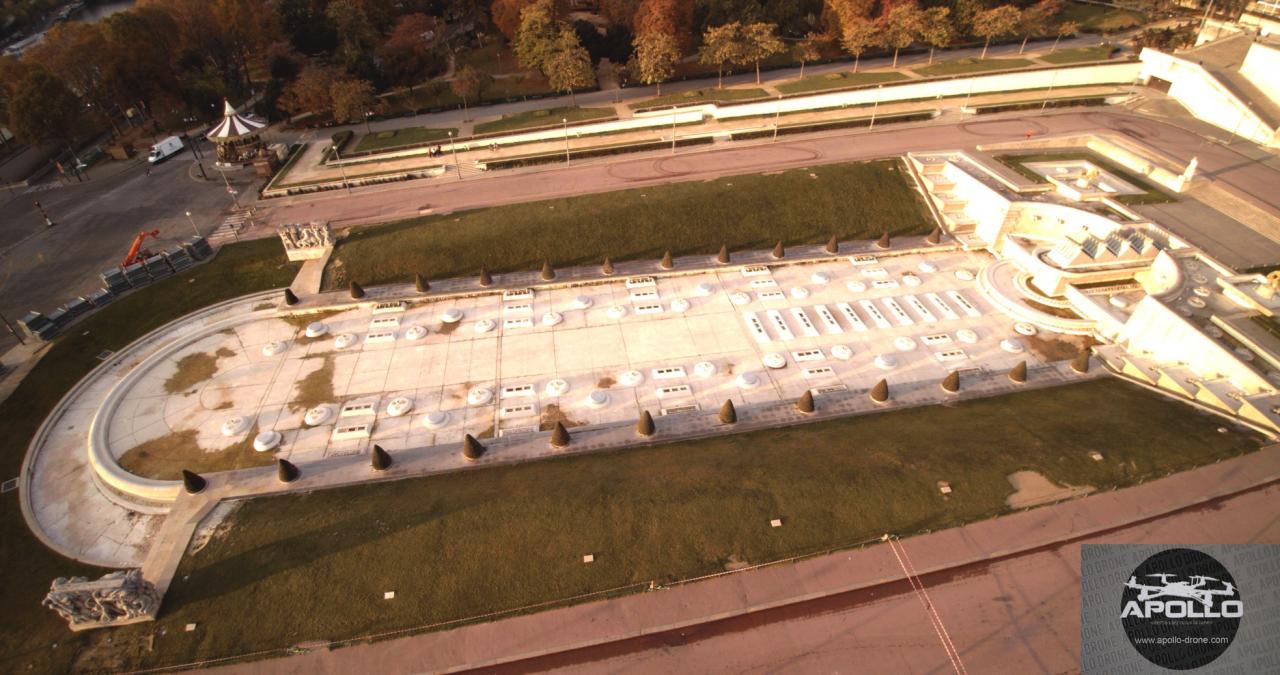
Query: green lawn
[
  {"left": 1039, "top": 44, "right": 1116, "bottom": 65},
  {"left": 777, "top": 70, "right": 910, "bottom": 95},
  {"left": 0, "top": 238, "right": 301, "bottom": 675},
  {"left": 473, "top": 106, "right": 615, "bottom": 135},
  {"left": 913, "top": 57, "right": 1036, "bottom": 78},
  {"left": 1056, "top": 3, "right": 1146, "bottom": 34},
  {"left": 631, "top": 87, "right": 770, "bottom": 110},
  {"left": 84, "top": 378, "right": 1261, "bottom": 671},
  {"left": 352, "top": 126, "right": 459, "bottom": 153},
  {"left": 323, "top": 159, "right": 933, "bottom": 289},
  {"left": 994, "top": 152, "right": 1177, "bottom": 205}
]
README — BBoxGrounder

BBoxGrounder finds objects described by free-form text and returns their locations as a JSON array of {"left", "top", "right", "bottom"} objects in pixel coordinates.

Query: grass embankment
[
  {"left": 0, "top": 238, "right": 300, "bottom": 675},
  {"left": 631, "top": 87, "right": 769, "bottom": 109},
  {"left": 352, "top": 126, "right": 458, "bottom": 153},
  {"left": 777, "top": 70, "right": 910, "bottom": 95},
  {"left": 323, "top": 159, "right": 934, "bottom": 289},
  {"left": 1039, "top": 44, "right": 1116, "bottom": 65},
  {"left": 100, "top": 378, "right": 1263, "bottom": 671},
  {"left": 994, "top": 151, "right": 1177, "bottom": 205},
  {"left": 1056, "top": 3, "right": 1146, "bottom": 33},
  {"left": 912, "top": 57, "right": 1036, "bottom": 77},
  {"left": 473, "top": 106, "right": 615, "bottom": 135}
]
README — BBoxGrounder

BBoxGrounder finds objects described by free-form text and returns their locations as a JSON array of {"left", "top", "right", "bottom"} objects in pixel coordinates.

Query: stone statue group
[{"left": 43, "top": 569, "right": 160, "bottom": 630}]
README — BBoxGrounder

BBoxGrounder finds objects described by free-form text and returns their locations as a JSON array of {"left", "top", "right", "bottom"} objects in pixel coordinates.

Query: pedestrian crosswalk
[{"left": 208, "top": 210, "right": 252, "bottom": 243}]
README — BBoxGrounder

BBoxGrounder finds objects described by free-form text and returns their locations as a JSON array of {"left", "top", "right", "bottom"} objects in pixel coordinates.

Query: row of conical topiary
[{"left": 331, "top": 229, "right": 946, "bottom": 301}]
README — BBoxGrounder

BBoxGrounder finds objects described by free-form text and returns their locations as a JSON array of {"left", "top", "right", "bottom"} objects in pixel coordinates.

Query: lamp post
[
  {"left": 562, "top": 118, "right": 570, "bottom": 164},
  {"left": 0, "top": 310, "right": 24, "bottom": 345},
  {"left": 1041, "top": 70, "right": 1059, "bottom": 111},
  {"left": 332, "top": 146, "right": 352, "bottom": 194},
  {"left": 773, "top": 94, "right": 782, "bottom": 141},
  {"left": 33, "top": 200, "right": 54, "bottom": 227},
  {"left": 364, "top": 111, "right": 374, "bottom": 135},
  {"left": 671, "top": 105, "right": 677, "bottom": 154},
  {"left": 219, "top": 168, "right": 241, "bottom": 208},
  {"left": 869, "top": 85, "right": 882, "bottom": 129},
  {"left": 448, "top": 131, "right": 461, "bottom": 180},
  {"left": 184, "top": 210, "right": 201, "bottom": 237}
]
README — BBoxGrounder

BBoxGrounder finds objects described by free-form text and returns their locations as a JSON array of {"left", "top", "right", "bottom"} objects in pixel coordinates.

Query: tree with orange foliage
[{"left": 633, "top": 0, "right": 694, "bottom": 50}]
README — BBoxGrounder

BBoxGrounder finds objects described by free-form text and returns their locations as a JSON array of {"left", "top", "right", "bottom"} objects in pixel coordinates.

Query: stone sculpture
[{"left": 43, "top": 569, "right": 160, "bottom": 630}]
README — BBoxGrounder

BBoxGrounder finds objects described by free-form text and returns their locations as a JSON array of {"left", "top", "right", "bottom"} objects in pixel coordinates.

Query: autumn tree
[
  {"left": 544, "top": 26, "right": 596, "bottom": 104},
  {"left": 8, "top": 69, "right": 82, "bottom": 146},
  {"left": 631, "top": 30, "right": 679, "bottom": 95},
  {"left": 378, "top": 13, "right": 446, "bottom": 94},
  {"left": 279, "top": 66, "right": 337, "bottom": 118},
  {"left": 211, "top": 0, "right": 279, "bottom": 87},
  {"left": 634, "top": 0, "right": 694, "bottom": 50},
  {"left": 795, "top": 31, "right": 829, "bottom": 79},
  {"left": 26, "top": 23, "right": 115, "bottom": 129},
  {"left": 330, "top": 77, "right": 377, "bottom": 125},
  {"left": 99, "top": 7, "right": 181, "bottom": 111},
  {"left": 514, "top": 0, "right": 559, "bottom": 71},
  {"left": 325, "top": 0, "right": 378, "bottom": 75},
  {"left": 491, "top": 0, "right": 541, "bottom": 40},
  {"left": 919, "top": 7, "right": 953, "bottom": 66},
  {"left": 1051, "top": 21, "right": 1079, "bottom": 53},
  {"left": 450, "top": 65, "right": 493, "bottom": 114},
  {"left": 0, "top": 56, "right": 32, "bottom": 133},
  {"left": 972, "top": 5, "right": 1021, "bottom": 59},
  {"left": 836, "top": 12, "right": 879, "bottom": 72},
  {"left": 737, "top": 22, "right": 784, "bottom": 84},
  {"left": 1017, "top": 0, "right": 1061, "bottom": 54},
  {"left": 881, "top": 2, "right": 923, "bottom": 69},
  {"left": 699, "top": 22, "right": 743, "bottom": 89}
]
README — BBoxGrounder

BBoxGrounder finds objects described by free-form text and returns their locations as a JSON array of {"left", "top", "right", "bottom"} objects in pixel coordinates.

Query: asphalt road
[
  {"left": 0, "top": 142, "right": 259, "bottom": 346},
  {"left": 477, "top": 482, "right": 1280, "bottom": 674}
]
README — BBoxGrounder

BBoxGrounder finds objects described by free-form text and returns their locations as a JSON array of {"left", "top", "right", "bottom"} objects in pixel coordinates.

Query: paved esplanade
[{"left": 24, "top": 240, "right": 1094, "bottom": 569}]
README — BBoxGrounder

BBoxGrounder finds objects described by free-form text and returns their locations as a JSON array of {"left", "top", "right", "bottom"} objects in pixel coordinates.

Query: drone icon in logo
[{"left": 1124, "top": 573, "right": 1237, "bottom": 608}]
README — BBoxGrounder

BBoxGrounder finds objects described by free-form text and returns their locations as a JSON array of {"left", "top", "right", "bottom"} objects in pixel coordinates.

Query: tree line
[{"left": 0, "top": 0, "right": 1089, "bottom": 149}]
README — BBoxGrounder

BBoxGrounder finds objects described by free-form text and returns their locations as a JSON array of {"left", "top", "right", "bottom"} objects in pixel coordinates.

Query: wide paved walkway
[{"left": 205, "top": 442, "right": 1280, "bottom": 674}]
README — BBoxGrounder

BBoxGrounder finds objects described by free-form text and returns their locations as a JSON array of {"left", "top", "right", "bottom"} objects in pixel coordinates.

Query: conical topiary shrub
[
  {"left": 602, "top": 257, "right": 614, "bottom": 275},
  {"left": 349, "top": 281, "right": 365, "bottom": 299},
  {"left": 870, "top": 378, "right": 890, "bottom": 403},
  {"left": 371, "top": 444, "right": 392, "bottom": 471},
  {"left": 463, "top": 434, "right": 485, "bottom": 461},
  {"left": 660, "top": 251, "right": 673, "bottom": 270},
  {"left": 479, "top": 266, "right": 493, "bottom": 287},
  {"left": 926, "top": 227, "right": 942, "bottom": 245},
  {"left": 277, "top": 458, "right": 299, "bottom": 483},
  {"left": 719, "top": 399, "right": 737, "bottom": 424},
  {"left": 771, "top": 240, "right": 785, "bottom": 259},
  {"left": 415, "top": 273, "right": 429, "bottom": 293},
  {"left": 716, "top": 243, "right": 730, "bottom": 264},
  {"left": 636, "top": 410, "right": 655, "bottom": 437},
  {"left": 540, "top": 260, "right": 555, "bottom": 281},
  {"left": 182, "top": 469, "right": 206, "bottom": 494},
  {"left": 550, "top": 421, "right": 571, "bottom": 448},
  {"left": 825, "top": 235, "right": 839, "bottom": 254},
  {"left": 796, "top": 390, "right": 815, "bottom": 414},
  {"left": 1009, "top": 360, "right": 1028, "bottom": 384},
  {"left": 1071, "top": 350, "right": 1091, "bottom": 373},
  {"left": 941, "top": 370, "right": 960, "bottom": 393},
  {"left": 284, "top": 288, "right": 299, "bottom": 306},
  {"left": 876, "top": 232, "right": 891, "bottom": 249}
]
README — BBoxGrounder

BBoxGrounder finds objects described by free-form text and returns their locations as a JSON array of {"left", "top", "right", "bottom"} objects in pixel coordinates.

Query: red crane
[{"left": 122, "top": 230, "right": 161, "bottom": 267}]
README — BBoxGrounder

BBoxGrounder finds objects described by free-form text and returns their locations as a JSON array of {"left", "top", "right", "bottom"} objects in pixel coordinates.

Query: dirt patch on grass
[
  {"left": 164, "top": 347, "right": 237, "bottom": 395},
  {"left": 117, "top": 427, "right": 274, "bottom": 480},
  {"left": 1005, "top": 470, "right": 1094, "bottom": 509},
  {"left": 539, "top": 403, "right": 586, "bottom": 431},
  {"left": 1023, "top": 332, "right": 1096, "bottom": 362},
  {"left": 289, "top": 355, "right": 336, "bottom": 412}
]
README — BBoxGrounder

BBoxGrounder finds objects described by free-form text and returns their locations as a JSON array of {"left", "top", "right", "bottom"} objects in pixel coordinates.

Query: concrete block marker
[
  {"left": 184, "top": 623, "right": 196, "bottom": 632},
  {"left": 770, "top": 519, "right": 783, "bottom": 528},
  {"left": 582, "top": 554, "right": 594, "bottom": 564},
  {"left": 384, "top": 591, "right": 395, "bottom": 600}
]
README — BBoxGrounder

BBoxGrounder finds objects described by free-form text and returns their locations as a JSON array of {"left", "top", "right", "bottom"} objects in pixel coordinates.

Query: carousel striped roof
[{"left": 206, "top": 100, "right": 265, "bottom": 140}]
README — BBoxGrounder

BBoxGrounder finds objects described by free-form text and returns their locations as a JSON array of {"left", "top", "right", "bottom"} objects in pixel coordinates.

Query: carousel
[{"left": 206, "top": 99, "right": 266, "bottom": 166}]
